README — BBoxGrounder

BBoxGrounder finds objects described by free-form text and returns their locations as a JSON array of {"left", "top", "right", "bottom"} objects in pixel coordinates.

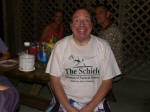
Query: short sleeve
[
  {"left": 46, "top": 46, "right": 62, "bottom": 77},
  {"left": 100, "top": 42, "right": 121, "bottom": 80}
]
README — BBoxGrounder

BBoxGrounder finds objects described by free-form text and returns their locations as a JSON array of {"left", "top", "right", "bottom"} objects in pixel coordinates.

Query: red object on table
[{"left": 29, "top": 46, "right": 38, "bottom": 59}]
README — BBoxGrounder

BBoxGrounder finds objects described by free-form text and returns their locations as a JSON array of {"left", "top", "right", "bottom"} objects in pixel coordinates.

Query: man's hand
[
  {"left": 80, "top": 79, "right": 113, "bottom": 112},
  {"left": 67, "top": 106, "right": 80, "bottom": 112},
  {"left": 79, "top": 106, "right": 93, "bottom": 112},
  {"left": 50, "top": 75, "right": 80, "bottom": 112}
]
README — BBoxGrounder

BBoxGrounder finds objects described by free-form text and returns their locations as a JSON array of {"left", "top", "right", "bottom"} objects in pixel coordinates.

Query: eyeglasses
[{"left": 73, "top": 18, "right": 91, "bottom": 25}]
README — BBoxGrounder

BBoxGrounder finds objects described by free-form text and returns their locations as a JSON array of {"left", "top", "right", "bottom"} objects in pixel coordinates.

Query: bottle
[
  {"left": 37, "top": 41, "right": 47, "bottom": 70},
  {"left": 36, "top": 43, "right": 42, "bottom": 69},
  {"left": 52, "top": 35, "right": 58, "bottom": 43},
  {"left": 41, "top": 42, "right": 47, "bottom": 63},
  {"left": 29, "top": 42, "right": 38, "bottom": 59},
  {"left": 36, "top": 41, "right": 41, "bottom": 61},
  {"left": 24, "top": 42, "right": 30, "bottom": 54}
]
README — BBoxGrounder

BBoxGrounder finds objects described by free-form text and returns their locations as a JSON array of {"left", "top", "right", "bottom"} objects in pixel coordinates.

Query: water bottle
[
  {"left": 24, "top": 42, "right": 30, "bottom": 54},
  {"left": 36, "top": 42, "right": 47, "bottom": 70},
  {"left": 41, "top": 42, "right": 47, "bottom": 63}
]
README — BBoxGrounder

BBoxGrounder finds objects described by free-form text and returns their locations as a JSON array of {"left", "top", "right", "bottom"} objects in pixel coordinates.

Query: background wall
[{"left": 2, "top": 0, "right": 150, "bottom": 78}]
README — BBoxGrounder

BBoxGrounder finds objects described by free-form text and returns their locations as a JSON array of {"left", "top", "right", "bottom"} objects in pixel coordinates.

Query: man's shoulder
[
  {"left": 109, "top": 23, "right": 121, "bottom": 32},
  {"left": 54, "top": 35, "right": 72, "bottom": 48},
  {"left": 91, "top": 35, "right": 112, "bottom": 55},
  {"left": 110, "top": 23, "right": 118, "bottom": 28},
  {"left": 92, "top": 34, "right": 110, "bottom": 46}
]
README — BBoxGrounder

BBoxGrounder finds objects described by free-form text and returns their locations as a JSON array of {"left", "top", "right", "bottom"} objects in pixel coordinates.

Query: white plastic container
[{"left": 19, "top": 53, "right": 35, "bottom": 72}]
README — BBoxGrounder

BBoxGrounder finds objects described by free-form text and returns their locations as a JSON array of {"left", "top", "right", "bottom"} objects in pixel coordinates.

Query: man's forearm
[
  {"left": 81, "top": 79, "right": 112, "bottom": 112},
  {"left": 50, "top": 75, "right": 79, "bottom": 112}
]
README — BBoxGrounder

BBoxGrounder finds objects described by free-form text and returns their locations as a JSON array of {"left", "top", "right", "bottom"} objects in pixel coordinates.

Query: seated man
[
  {"left": 0, "top": 37, "right": 19, "bottom": 112},
  {"left": 46, "top": 8, "right": 121, "bottom": 112}
]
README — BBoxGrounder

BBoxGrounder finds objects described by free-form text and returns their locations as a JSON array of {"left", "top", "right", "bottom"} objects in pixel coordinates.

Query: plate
[
  {"left": 0, "top": 59, "right": 17, "bottom": 67},
  {"left": 19, "top": 67, "right": 35, "bottom": 72}
]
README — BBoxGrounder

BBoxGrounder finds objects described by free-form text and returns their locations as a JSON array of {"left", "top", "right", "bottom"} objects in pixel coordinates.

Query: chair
[
  {"left": 45, "top": 82, "right": 60, "bottom": 112},
  {"left": 106, "top": 74, "right": 123, "bottom": 102}
]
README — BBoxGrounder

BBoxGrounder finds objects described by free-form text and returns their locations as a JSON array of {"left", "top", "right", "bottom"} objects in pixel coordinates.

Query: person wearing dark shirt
[{"left": 0, "top": 37, "right": 19, "bottom": 112}]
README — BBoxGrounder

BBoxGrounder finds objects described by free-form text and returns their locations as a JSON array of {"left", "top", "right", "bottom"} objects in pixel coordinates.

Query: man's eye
[
  {"left": 74, "top": 19, "right": 79, "bottom": 23},
  {"left": 85, "top": 19, "right": 89, "bottom": 22}
]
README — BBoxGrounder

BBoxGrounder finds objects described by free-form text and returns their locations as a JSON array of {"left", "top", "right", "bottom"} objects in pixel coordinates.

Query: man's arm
[
  {"left": 50, "top": 75, "right": 79, "bottom": 112},
  {"left": 80, "top": 79, "right": 112, "bottom": 112}
]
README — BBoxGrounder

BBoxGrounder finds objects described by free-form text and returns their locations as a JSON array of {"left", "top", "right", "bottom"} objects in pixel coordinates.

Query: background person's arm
[
  {"left": 50, "top": 75, "right": 79, "bottom": 112},
  {"left": 0, "top": 51, "right": 10, "bottom": 61},
  {"left": 80, "top": 79, "right": 112, "bottom": 112},
  {"left": 40, "top": 25, "right": 51, "bottom": 41},
  {"left": 0, "top": 85, "right": 9, "bottom": 90}
]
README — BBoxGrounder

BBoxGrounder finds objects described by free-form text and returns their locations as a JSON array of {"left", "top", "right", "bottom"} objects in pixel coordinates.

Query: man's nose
[{"left": 79, "top": 20, "right": 85, "bottom": 25}]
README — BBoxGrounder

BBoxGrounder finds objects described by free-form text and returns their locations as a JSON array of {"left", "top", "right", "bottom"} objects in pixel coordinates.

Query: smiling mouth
[
  {"left": 79, "top": 30, "right": 85, "bottom": 32},
  {"left": 77, "top": 28, "right": 87, "bottom": 33}
]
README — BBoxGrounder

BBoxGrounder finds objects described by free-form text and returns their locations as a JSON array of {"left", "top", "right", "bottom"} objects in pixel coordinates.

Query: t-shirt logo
[
  {"left": 65, "top": 55, "right": 100, "bottom": 82},
  {"left": 69, "top": 55, "right": 86, "bottom": 67}
]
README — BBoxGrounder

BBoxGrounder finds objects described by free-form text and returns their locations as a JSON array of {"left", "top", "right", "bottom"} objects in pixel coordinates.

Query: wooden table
[{"left": 1, "top": 65, "right": 52, "bottom": 111}]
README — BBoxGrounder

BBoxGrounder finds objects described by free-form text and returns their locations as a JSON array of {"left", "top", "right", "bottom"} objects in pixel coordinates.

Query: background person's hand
[{"left": 0, "top": 51, "right": 10, "bottom": 61}]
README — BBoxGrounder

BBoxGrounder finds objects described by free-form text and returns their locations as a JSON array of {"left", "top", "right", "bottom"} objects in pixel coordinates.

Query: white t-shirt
[{"left": 46, "top": 34, "right": 121, "bottom": 103}]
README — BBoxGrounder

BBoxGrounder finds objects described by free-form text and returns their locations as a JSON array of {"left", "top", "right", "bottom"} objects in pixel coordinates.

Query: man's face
[
  {"left": 71, "top": 9, "right": 92, "bottom": 42},
  {"left": 95, "top": 6, "right": 109, "bottom": 25}
]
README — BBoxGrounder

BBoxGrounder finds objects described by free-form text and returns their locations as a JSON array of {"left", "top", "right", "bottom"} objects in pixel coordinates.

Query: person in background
[
  {"left": 95, "top": 4, "right": 123, "bottom": 71},
  {"left": 40, "top": 9, "right": 64, "bottom": 43},
  {"left": 0, "top": 37, "right": 19, "bottom": 112},
  {"left": 95, "top": 4, "right": 123, "bottom": 102},
  {"left": 0, "top": 76, "right": 19, "bottom": 112},
  {"left": 46, "top": 8, "right": 121, "bottom": 112},
  {"left": 0, "top": 38, "right": 10, "bottom": 61}
]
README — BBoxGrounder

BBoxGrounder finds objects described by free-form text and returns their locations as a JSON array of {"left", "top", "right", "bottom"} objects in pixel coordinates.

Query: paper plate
[{"left": 0, "top": 59, "right": 17, "bottom": 67}]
